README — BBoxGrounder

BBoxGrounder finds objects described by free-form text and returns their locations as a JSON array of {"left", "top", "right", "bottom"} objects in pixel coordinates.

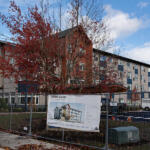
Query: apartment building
[
  {"left": 0, "top": 26, "right": 150, "bottom": 107},
  {"left": 93, "top": 49, "right": 150, "bottom": 105},
  {"left": 0, "top": 26, "right": 93, "bottom": 108}
]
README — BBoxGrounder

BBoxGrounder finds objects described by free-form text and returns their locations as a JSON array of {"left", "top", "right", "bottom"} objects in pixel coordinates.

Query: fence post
[
  {"left": 62, "top": 129, "right": 64, "bottom": 141},
  {"left": 28, "top": 93, "right": 33, "bottom": 136},
  {"left": 9, "top": 93, "right": 12, "bottom": 131},
  {"left": 105, "top": 93, "right": 109, "bottom": 150}
]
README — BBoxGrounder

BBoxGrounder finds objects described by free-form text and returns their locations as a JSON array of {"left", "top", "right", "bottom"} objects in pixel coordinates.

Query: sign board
[
  {"left": 18, "top": 80, "right": 39, "bottom": 93},
  {"left": 47, "top": 95, "right": 101, "bottom": 132}
]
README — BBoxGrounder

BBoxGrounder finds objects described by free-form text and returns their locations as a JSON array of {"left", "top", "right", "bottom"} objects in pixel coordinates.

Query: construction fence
[{"left": 0, "top": 92, "right": 150, "bottom": 150}]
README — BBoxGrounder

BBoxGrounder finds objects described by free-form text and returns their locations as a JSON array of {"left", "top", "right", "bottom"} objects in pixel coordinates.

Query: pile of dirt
[{"left": 17, "top": 144, "right": 49, "bottom": 150}]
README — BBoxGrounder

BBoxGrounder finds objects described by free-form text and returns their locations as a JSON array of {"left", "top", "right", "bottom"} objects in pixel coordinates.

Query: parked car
[{"left": 142, "top": 99, "right": 150, "bottom": 110}]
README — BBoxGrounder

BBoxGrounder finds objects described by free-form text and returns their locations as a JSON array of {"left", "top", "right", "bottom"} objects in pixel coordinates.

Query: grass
[{"left": 0, "top": 112, "right": 46, "bottom": 131}]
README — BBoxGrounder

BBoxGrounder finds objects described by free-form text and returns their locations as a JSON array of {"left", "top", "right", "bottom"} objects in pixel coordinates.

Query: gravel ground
[{"left": 0, "top": 131, "right": 57, "bottom": 150}]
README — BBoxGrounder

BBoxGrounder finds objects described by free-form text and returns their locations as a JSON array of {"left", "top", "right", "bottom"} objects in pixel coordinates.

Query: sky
[
  {"left": 103, "top": 0, "right": 150, "bottom": 64},
  {"left": 0, "top": 0, "right": 150, "bottom": 64}
]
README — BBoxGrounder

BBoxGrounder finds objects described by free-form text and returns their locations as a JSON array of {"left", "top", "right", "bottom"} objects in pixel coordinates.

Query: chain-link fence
[{"left": 1, "top": 92, "right": 150, "bottom": 150}]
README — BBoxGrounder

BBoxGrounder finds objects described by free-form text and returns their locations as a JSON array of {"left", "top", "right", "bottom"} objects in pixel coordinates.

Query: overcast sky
[{"left": 0, "top": 0, "right": 150, "bottom": 64}]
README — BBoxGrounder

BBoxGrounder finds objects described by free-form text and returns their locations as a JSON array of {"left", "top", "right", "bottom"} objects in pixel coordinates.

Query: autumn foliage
[
  {"left": 0, "top": 1, "right": 63, "bottom": 92},
  {"left": 0, "top": 1, "right": 126, "bottom": 95}
]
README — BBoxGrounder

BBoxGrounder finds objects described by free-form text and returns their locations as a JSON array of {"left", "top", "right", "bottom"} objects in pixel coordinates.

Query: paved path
[{"left": 0, "top": 131, "right": 56, "bottom": 150}]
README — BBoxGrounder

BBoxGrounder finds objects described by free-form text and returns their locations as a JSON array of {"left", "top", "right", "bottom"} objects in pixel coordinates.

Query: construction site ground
[{"left": 0, "top": 131, "right": 63, "bottom": 150}]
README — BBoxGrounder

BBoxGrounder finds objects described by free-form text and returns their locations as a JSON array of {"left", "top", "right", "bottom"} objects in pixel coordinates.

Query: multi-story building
[
  {"left": 93, "top": 49, "right": 150, "bottom": 105},
  {"left": 0, "top": 26, "right": 150, "bottom": 107}
]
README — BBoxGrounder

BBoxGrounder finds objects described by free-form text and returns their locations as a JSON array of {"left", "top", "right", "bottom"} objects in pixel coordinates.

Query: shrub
[
  {"left": 13, "top": 107, "right": 24, "bottom": 112},
  {"left": 0, "top": 98, "right": 8, "bottom": 111}
]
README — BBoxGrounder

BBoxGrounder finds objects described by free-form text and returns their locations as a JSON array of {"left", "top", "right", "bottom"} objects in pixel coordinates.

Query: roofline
[
  {"left": 0, "top": 39, "right": 15, "bottom": 46},
  {"left": 93, "top": 48, "right": 150, "bottom": 67}
]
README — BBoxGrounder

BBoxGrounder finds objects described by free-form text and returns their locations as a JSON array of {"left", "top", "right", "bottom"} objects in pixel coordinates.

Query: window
[
  {"left": 120, "top": 72, "right": 123, "bottom": 79},
  {"left": 94, "top": 56, "right": 98, "bottom": 61},
  {"left": 135, "top": 85, "right": 138, "bottom": 90},
  {"left": 67, "top": 60, "right": 73, "bottom": 71},
  {"left": 11, "top": 97, "right": 15, "bottom": 104},
  {"left": 67, "top": 44, "right": 72, "bottom": 53},
  {"left": 141, "top": 75, "right": 143, "bottom": 80},
  {"left": 19, "top": 95, "right": 39, "bottom": 105},
  {"left": 100, "top": 75, "right": 105, "bottom": 81},
  {"left": 141, "top": 66, "right": 144, "bottom": 71},
  {"left": 79, "top": 63, "right": 85, "bottom": 71},
  {"left": 135, "top": 69, "right": 138, "bottom": 74},
  {"left": 36, "top": 97, "right": 39, "bottom": 104},
  {"left": 127, "top": 62, "right": 130, "bottom": 67},
  {"left": 21, "top": 97, "right": 25, "bottom": 104},
  {"left": 10, "top": 58, "right": 14, "bottom": 64},
  {"left": 79, "top": 48, "right": 85, "bottom": 54},
  {"left": 118, "top": 65, "right": 124, "bottom": 71},
  {"left": 100, "top": 56, "right": 106, "bottom": 61},
  {"left": 135, "top": 74, "right": 138, "bottom": 80},
  {"left": 127, "top": 84, "right": 132, "bottom": 90},
  {"left": 119, "top": 60, "right": 123, "bottom": 65},
  {"left": 100, "top": 66, "right": 104, "bottom": 70},
  {"left": 109, "top": 58, "right": 113, "bottom": 63},
  {"left": 141, "top": 92, "right": 144, "bottom": 98},
  {"left": 127, "top": 72, "right": 132, "bottom": 79},
  {"left": 141, "top": 85, "right": 144, "bottom": 91},
  {"left": 149, "top": 93, "right": 150, "bottom": 98}
]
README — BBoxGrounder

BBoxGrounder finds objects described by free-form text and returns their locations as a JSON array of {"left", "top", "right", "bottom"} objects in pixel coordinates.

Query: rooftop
[{"left": 93, "top": 48, "right": 150, "bottom": 67}]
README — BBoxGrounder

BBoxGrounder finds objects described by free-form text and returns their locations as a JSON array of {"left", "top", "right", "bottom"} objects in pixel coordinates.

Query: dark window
[
  {"left": 21, "top": 97, "right": 25, "bottom": 104},
  {"left": 36, "top": 97, "right": 39, "bottom": 104},
  {"left": 67, "top": 44, "right": 72, "bottom": 53},
  {"left": 127, "top": 91, "right": 132, "bottom": 99},
  {"left": 94, "top": 56, "right": 98, "bottom": 61},
  {"left": 100, "top": 61, "right": 107, "bottom": 67},
  {"left": 100, "top": 56, "right": 106, "bottom": 61},
  {"left": 11, "top": 97, "right": 15, "bottom": 104},
  {"left": 100, "top": 75, "right": 105, "bottom": 80},
  {"left": 148, "top": 82, "right": 150, "bottom": 87},
  {"left": 111, "top": 93, "right": 114, "bottom": 99},
  {"left": 127, "top": 62, "right": 130, "bottom": 67},
  {"left": 135, "top": 69, "right": 138, "bottom": 74},
  {"left": 127, "top": 78, "right": 132, "bottom": 84},
  {"left": 148, "top": 72, "right": 150, "bottom": 76},
  {"left": 141, "top": 92, "right": 144, "bottom": 98},
  {"left": 27, "top": 97, "right": 31, "bottom": 104},
  {"left": 118, "top": 65, "right": 124, "bottom": 71},
  {"left": 149, "top": 93, "right": 150, "bottom": 98}
]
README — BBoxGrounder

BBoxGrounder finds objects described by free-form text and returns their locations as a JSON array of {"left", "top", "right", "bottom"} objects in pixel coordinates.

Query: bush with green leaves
[{"left": 0, "top": 98, "right": 8, "bottom": 112}]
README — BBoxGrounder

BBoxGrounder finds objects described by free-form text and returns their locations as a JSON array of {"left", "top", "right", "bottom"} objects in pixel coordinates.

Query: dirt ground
[{"left": 0, "top": 131, "right": 59, "bottom": 150}]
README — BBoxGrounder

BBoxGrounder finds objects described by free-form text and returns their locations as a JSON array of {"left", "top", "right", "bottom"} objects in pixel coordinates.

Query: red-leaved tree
[{"left": 0, "top": 1, "right": 64, "bottom": 94}]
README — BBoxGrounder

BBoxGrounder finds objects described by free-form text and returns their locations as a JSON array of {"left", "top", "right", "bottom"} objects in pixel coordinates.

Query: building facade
[
  {"left": 93, "top": 49, "right": 150, "bottom": 105},
  {"left": 0, "top": 27, "right": 150, "bottom": 107}
]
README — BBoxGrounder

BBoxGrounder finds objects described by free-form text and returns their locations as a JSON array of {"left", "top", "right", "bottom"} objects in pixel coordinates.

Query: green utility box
[{"left": 108, "top": 126, "right": 140, "bottom": 145}]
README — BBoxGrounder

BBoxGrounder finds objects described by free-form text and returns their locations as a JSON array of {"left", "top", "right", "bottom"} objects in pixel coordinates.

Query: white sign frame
[{"left": 47, "top": 95, "right": 101, "bottom": 132}]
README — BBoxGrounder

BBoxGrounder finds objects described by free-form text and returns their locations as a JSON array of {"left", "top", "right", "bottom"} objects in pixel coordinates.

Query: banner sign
[
  {"left": 18, "top": 80, "right": 39, "bottom": 93},
  {"left": 47, "top": 95, "right": 101, "bottom": 132}
]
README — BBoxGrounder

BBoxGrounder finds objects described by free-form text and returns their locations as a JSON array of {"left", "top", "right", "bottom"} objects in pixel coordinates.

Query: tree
[
  {"left": 0, "top": 1, "right": 64, "bottom": 94},
  {"left": 66, "top": 0, "right": 112, "bottom": 50}
]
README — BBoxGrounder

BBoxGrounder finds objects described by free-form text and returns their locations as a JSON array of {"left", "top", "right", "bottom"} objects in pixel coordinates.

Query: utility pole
[{"left": 59, "top": 0, "right": 62, "bottom": 31}]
